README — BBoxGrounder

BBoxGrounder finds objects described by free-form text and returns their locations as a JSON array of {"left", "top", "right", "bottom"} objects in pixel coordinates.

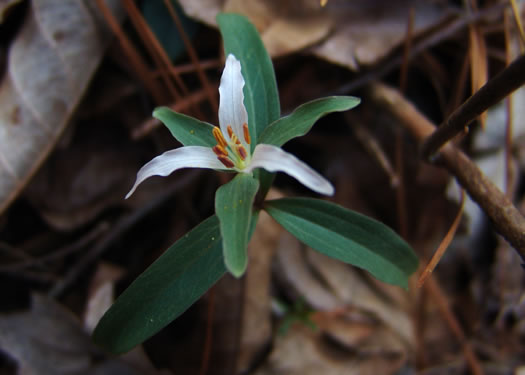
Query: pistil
[{"left": 211, "top": 124, "right": 252, "bottom": 170}]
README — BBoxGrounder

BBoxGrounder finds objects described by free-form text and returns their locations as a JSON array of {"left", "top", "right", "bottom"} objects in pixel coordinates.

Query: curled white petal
[
  {"left": 245, "top": 144, "right": 334, "bottom": 196},
  {"left": 218, "top": 54, "right": 249, "bottom": 147},
  {"left": 126, "top": 146, "right": 225, "bottom": 199}
]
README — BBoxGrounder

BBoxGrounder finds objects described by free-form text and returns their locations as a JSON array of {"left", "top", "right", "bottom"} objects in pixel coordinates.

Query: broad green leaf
[
  {"left": 153, "top": 106, "right": 216, "bottom": 147},
  {"left": 264, "top": 198, "right": 418, "bottom": 288},
  {"left": 217, "top": 13, "right": 280, "bottom": 147},
  {"left": 259, "top": 96, "right": 361, "bottom": 147},
  {"left": 93, "top": 215, "right": 225, "bottom": 354},
  {"left": 215, "top": 174, "right": 260, "bottom": 277},
  {"left": 256, "top": 96, "right": 360, "bottom": 198}
]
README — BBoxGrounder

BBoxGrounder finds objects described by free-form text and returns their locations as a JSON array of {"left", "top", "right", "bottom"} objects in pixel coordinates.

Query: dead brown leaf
[
  {"left": 83, "top": 263, "right": 169, "bottom": 375},
  {"left": 0, "top": 0, "right": 123, "bottom": 215},
  {"left": 305, "top": 250, "right": 414, "bottom": 348},
  {"left": 0, "top": 294, "right": 92, "bottom": 375},
  {"left": 0, "top": 294, "right": 144, "bottom": 375},
  {"left": 179, "top": 0, "right": 448, "bottom": 70},
  {"left": 255, "top": 324, "right": 404, "bottom": 375},
  {"left": 0, "top": 0, "right": 22, "bottom": 23},
  {"left": 273, "top": 231, "right": 414, "bottom": 373},
  {"left": 24, "top": 125, "right": 140, "bottom": 230}
]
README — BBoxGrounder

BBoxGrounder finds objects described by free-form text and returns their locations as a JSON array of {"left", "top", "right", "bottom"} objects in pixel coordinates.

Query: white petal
[
  {"left": 218, "top": 54, "right": 249, "bottom": 146},
  {"left": 126, "top": 146, "right": 225, "bottom": 199},
  {"left": 246, "top": 144, "right": 334, "bottom": 196}
]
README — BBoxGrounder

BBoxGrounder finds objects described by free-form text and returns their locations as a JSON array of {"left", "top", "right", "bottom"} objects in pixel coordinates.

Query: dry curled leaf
[
  {"left": 274, "top": 231, "right": 414, "bottom": 366},
  {"left": 179, "top": 0, "right": 448, "bottom": 70},
  {"left": 0, "top": 294, "right": 92, "bottom": 375},
  {"left": 255, "top": 324, "right": 404, "bottom": 375},
  {"left": 0, "top": 0, "right": 123, "bottom": 215},
  {"left": 0, "top": 0, "right": 23, "bottom": 23}
]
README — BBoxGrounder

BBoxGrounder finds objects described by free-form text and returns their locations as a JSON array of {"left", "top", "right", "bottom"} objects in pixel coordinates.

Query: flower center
[{"left": 212, "top": 124, "right": 251, "bottom": 170}]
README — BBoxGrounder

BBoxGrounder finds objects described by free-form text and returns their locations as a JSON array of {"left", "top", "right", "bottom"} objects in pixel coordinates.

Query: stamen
[
  {"left": 237, "top": 145, "right": 247, "bottom": 160},
  {"left": 213, "top": 145, "right": 228, "bottom": 157},
  {"left": 227, "top": 125, "right": 234, "bottom": 138},
  {"left": 217, "top": 156, "right": 235, "bottom": 168},
  {"left": 242, "top": 123, "right": 251, "bottom": 144},
  {"left": 212, "top": 127, "right": 227, "bottom": 148}
]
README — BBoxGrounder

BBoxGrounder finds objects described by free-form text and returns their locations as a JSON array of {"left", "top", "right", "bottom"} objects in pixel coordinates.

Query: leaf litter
[{"left": 1, "top": 0, "right": 525, "bottom": 374}]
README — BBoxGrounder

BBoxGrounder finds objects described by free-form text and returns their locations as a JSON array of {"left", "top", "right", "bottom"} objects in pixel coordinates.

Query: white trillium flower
[{"left": 126, "top": 54, "right": 334, "bottom": 199}]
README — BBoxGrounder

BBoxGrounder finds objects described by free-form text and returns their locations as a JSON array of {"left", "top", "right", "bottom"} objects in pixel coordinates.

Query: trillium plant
[
  {"left": 93, "top": 13, "right": 418, "bottom": 354},
  {"left": 125, "top": 54, "right": 334, "bottom": 201}
]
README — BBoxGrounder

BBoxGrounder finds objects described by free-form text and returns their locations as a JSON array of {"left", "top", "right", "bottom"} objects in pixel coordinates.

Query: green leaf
[
  {"left": 217, "top": 13, "right": 280, "bottom": 147},
  {"left": 259, "top": 96, "right": 361, "bottom": 147},
  {"left": 153, "top": 106, "right": 216, "bottom": 147},
  {"left": 255, "top": 96, "right": 360, "bottom": 198},
  {"left": 264, "top": 198, "right": 418, "bottom": 288},
  {"left": 92, "top": 215, "right": 225, "bottom": 354},
  {"left": 215, "top": 174, "right": 260, "bottom": 277}
]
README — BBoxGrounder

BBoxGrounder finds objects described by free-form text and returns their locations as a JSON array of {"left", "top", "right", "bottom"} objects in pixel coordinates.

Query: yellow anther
[
  {"left": 217, "top": 156, "right": 235, "bottom": 168},
  {"left": 212, "top": 127, "right": 227, "bottom": 148},
  {"left": 213, "top": 145, "right": 228, "bottom": 157},
  {"left": 227, "top": 125, "right": 234, "bottom": 138},
  {"left": 242, "top": 123, "right": 251, "bottom": 144},
  {"left": 237, "top": 145, "right": 247, "bottom": 160}
]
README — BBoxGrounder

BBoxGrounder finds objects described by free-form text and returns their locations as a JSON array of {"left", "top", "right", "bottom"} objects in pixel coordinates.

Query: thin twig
[
  {"left": 509, "top": 0, "right": 525, "bottom": 49},
  {"left": 399, "top": 6, "right": 415, "bottom": 93},
  {"left": 335, "top": 3, "right": 506, "bottom": 95},
  {"left": 0, "top": 222, "right": 109, "bottom": 273},
  {"left": 48, "top": 170, "right": 202, "bottom": 298},
  {"left": 199, "top": 286, "right": 216, "bottom": 375},
  {"left": 121, "top": 0, "right": 183, "bottom": 103},
  {"left": 132, "top": 89, "right": 210, "bottom": 139},
  {"left": 95, "top": 0, "right": 165, "bottom": 104},
  {"left": 425, "top": 277, "right": 485, "bottom": 375},
  {"left": 151, "top": 59, "right": 221, "bottom": 77},
  {"left": 163, "top": 0, "right": 218, "bottom": 113},
  {"left": 369, "top": 83, "right": 525, "bottom": 261},
  {"left": 351, "top": 120, "right": 399, "bottom": 188},
  {"left": 417, "top": 189, "right": 465, "bottom": 288},
  {"left": 465, "top": 0, "right": 489, "bottom": 128},
  {"left": 421, "top": 53, "right": 525, "bottom": 159},
  {"left": 504, "top": 11, "right": 515, "bottom": 198},
  {"left": 396, "top": 6, "right": 415, "bottom": 239}
]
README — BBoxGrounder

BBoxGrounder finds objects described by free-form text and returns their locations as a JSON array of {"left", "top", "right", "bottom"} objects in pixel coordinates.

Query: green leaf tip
[
  {"left": 259, "top": 96, "right": 361, "bottom": 147},
  {"left": 264, "top": 198, "right": 418, "bottom": 288},
  {"left": 255, "top": 96, "right": 360, "bottom": 198},
  {"left": 153, "top": 106, "right": 216, "bottom": 147},
  {"left": 215, "top": 174, "right": 260, "bottom": 277}
]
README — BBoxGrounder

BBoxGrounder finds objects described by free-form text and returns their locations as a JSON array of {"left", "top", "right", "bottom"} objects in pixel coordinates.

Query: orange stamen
[
  {"left": 243, "top": 123, "right": 251, "bottom": 144},
  {"left": 212, "top": 127, "right": 227, "bottom": 148},
  {"left": 213, "top": 145, "right": 228, "bottom": 157},
  {"left": 227, "top": 125, "right": 234, "bottom": 138},
  {"left": 217, "top": 156, "right": 235, "bottom": 168},
  {"left": 237, "top": 145, "right": 247, "bottom": 160}
]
